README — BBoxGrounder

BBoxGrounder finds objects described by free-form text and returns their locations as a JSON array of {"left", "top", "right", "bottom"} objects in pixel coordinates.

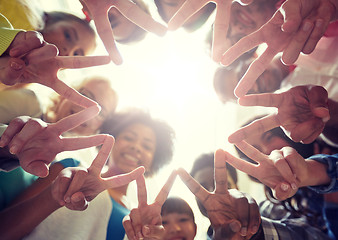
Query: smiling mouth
[{"left": 123, "top": 154, "right": 139, "bottom": 164}]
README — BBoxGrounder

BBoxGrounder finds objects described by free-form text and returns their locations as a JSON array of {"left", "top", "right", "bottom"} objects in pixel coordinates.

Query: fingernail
[
  {"left": 251, "top": 225, "right": 258, "bottom": 233},
  {"left": 9, "top": 145, "right": 18, "bottom": 154},
  {"left": 10, "top": 61, "right": 23, "bottom": 70},
  {"left": 291, "top": 183, "right": 297, "bottom": 190},
  {"left": 138, "top": 232, "right": 143, "bottom": 240},
  {"left": 65, "top": 197, "right": 70, "bottom": 203},
  {"left": 322, "top": 116, "right": 330, "bottom": 123},
  {"left": 240, "top": 227, "right": 247, "bottom": 236},
  {"left": 302, "top": 22, "right": 312, "bottom": 31},
  {"left": 281, "top": 183, "right": 289, "bottom": 191},
  {"left": 229, "top": 221, "right": 241, "bottom": 232}
]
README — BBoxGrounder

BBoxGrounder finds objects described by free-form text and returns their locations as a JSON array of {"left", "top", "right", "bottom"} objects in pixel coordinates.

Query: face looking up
[
  {"left": 42, "top": 19, "right": 96, "bottom": 56},
  {"left": 162, "top": 212, "right": 197, "bottom": 240},
  {"left": 227, "top": 0, "right": 276, "bottom": 46},
  {"left": 112, "top": 123, "right": 157, "bottom": 174},
  {"left": 108, "top": 8, "right": 139, "bottom": 42},
  {"left": 53, "top": 79, "right": 117, "bottom": 136}
]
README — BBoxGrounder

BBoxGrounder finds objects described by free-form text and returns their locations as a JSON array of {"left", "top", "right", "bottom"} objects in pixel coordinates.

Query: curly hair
[{"left": 100, "top": 108, "right": 175, "bottom": 176}]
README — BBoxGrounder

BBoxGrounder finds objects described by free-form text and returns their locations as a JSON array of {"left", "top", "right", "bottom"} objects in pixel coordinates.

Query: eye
[
  {"left": 73, "top": 49, "right": 84, "bottom": 56},
  {"left": 64, "top": 30, "right": 72, "bottom": 42},
  {"left": 162, "top": 220, "right": 168, "bottom": 225},
  {"left": 178, "top": 217, "right": 190, "bottom": 223}
]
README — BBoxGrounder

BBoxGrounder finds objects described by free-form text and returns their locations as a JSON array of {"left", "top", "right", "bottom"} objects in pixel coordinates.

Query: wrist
[{"left": 303, "top": 159, "right": 330, "bottom": 187}]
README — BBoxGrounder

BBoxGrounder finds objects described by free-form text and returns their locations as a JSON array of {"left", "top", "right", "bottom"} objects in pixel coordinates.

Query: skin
[
  {"left": 162, "top": 212, "right": 197, "bottom": 240},
  {"left": 108, "top": 8, "right": 139, "bottom": 42},
  {"left": 51, "top": 79, "right": 117, "bottom": 136},
  {"left": 112, "top": 123, "right": 157, "bottom": 175},
  {"left": 41, "top": 20, "right": 96, "bottom": 56}
]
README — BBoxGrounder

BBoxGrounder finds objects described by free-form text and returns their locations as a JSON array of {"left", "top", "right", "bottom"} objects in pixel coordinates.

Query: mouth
[{"left": 122, "top": 153, "right": 140, "bottom": 166}]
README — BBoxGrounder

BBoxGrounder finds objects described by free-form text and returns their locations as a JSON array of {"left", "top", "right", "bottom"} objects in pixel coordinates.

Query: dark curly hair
[{"left": 100, "top": 108, "right": 175, "bottom": 177}]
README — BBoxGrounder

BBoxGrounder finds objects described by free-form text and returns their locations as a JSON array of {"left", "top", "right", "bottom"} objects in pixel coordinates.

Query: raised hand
[
  {"left": 228, "top": 85, "right": 330, "bottom": 144},
  {"left": 221, "top": 0, "right": 337, "bottom": 98},
  {"left": 123, "top": 171, "right": 177, "bottom": 240},
  {"left": 80, "top": 0, "right": 167, "bottom": 64},
  {"left": 0, "top": 105, "right": 105, "bottom": 177},
  {"left": 20, "top": 55, "right": 110, "bottom": 108},
  {"left": 51, "top": 136, "right": 145, "bottom": 211},
  {"left": 178, "top": 149, "right": 260, "bottom": 239}
]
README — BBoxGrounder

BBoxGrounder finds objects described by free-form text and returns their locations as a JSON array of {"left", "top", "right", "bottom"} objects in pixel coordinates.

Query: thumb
[
  {"left": 308, "top": 86, "right": 330, "bottom": 121},
  {"left": 25, "top": 160, "right": 49, "bottom": 177}
]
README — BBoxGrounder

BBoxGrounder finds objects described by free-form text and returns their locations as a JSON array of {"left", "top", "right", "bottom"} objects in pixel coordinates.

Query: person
[
  {"left": 179, "top": 149, "right": 333, "bottom": 240},
  {"left": 161, "top": 197, "right": 197, "bottom": 240},
  {"left": 0, "top": 108, "right": 175, "bottom": 240},
  {"left": 0, "top": 132, "right": 145, "bottom": 240},
  {"left": 154, "top": 0, "right": 216, "bottom": 32},
  {"left": 221, "top": 0, "right": 338, "bottom": 98}
]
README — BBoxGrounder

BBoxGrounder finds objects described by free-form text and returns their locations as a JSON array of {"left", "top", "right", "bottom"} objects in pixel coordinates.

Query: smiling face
[
  {"left": 112, "top": 123, "right": 157, "bottom": 174},
  {"left": 42, "top": 19, "right": 96, "bottom": 56},
  {"left": 227, "top": 0, "right": 276, "bottom": 46},
  {"left": 162, "top": 212, "right": 197, "bottom": 240}
]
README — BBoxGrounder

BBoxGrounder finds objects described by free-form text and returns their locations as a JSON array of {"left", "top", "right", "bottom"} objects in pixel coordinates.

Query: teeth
[{"left": 124, "top": 154, "right": 138, "bottom": 163}]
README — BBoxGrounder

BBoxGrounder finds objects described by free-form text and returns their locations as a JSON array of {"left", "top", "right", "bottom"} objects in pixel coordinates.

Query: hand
[
  {"left": 80, "top": 0, "right": 167, "bottom": 64},
  {"left": 123, "top": 171, "right": 177, "bottom": 240},
  {"left": 0, "top": 105, "right": 104, "bottom": 177},
  {"left": 225, "top": 141, "right": 314, "bottom": 200},
  {"left": 221, "top": 0, "right": 336, "bottom": 97},
  {"left": 228, "top": 85, "right": 330, "bottom": 144},
  {"left": 15, "top": 55, "right": 110, "bottom": 108},
  {"left": 178, "top": 149, "right": 261, "bottom": 239},
  {"left": 51, "top": 136, "right": 145, "bottom": 211},
  {"left": 7, "top": 31, "right": 59, "bottom": 64}
]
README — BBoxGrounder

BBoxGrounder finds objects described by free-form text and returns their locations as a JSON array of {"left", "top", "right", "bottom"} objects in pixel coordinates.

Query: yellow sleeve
[{"left": 0, "top": 13, "right": 23, "bottom": 56}]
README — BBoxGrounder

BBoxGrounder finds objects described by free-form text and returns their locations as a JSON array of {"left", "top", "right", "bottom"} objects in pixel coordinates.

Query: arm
[{"left": 321, "top": 99, "right": 338, "bottom": 145}]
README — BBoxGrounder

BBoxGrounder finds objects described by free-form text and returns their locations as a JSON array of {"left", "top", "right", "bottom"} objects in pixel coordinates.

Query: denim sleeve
[{"left": 308, "top": 154, "right": 338, "bottom": 194}]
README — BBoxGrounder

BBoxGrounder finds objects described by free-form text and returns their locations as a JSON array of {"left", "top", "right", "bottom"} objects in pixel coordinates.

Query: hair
[
  {"left": 161, "top": 197, "right": 195, "bottom": 222},
  {"left": 42, "top": 11, "right": 96, "bottom": 43},
  {"left": 154, "top": 0, "right": 215, "bottom": 32},
  {"left": 100, "top": 108, "right": 175, "bottom": 176},
  {"left": 114, "top": 0, "right": 150, "bottom": 44}
]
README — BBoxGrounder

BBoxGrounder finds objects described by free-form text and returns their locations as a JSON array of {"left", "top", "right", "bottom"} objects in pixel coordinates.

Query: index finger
[
  {"left": 221, "top": 30, "right": 262, "bottom": 66},
  {"left": 136, "top": 174, "right": 148, "bottom": 207},
  {"left": 168, "top": 0, "right": 208, "bottom": 31},
  {"left": 214, "top": 149, "right": 228, "bottom": 194},
  {"left": 212, "top": 0, "right": 232, "bottom": 62},
  {"left": 89, "top": 135, "right": 114, "bottom": 175},
  {"left": 177, "top": 168, "right": 210, "bottom": 203},
  {"left": 234, "top": 47, "right": 277, "bottom": 98},
  {"left": 228, "top": 114, "right": 280, "bottom": 143},
  {"left": 51, "top": 79, "right": 97, "bottom": 108},
  {"left": 50, "top": 105, "right": 100, "bottom": 135},
  {"left": 114, "top": 0, "right": 166, "bottom": 36},
  {"left": 56, "top": 56, "right": 111, "bottom": 69},
  {"left": 155, "top": 170, "right": 177, "bottom": 205}
]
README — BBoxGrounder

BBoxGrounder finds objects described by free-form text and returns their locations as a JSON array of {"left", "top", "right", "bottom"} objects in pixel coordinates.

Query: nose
[{"left": 168, "top": 222, "right": 182, "bottom": 233}]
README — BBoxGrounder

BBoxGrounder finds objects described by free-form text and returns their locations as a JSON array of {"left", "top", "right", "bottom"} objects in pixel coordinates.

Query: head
[
  {"left": 213, "top": 56, "right": 290, "bottom": 103},
  {"left": 108, "top": 0, "right": 149, "bottom": 44},
  {"left": 154, "top": 0, "right": 215, "bottom": 32},
  {"left": 100, "top": 109, "right": 175, "bottom": 177},
  {"left": 46, "top": 76, "right": 118, "bottom": 136},
  {"left": 41, "top": 11, "right": 96, "bottom": 56},
  {"left": 227, "top": 0, "right": 278, "bottom": 46},
  {"left": 161, "top": 197, "right": 197, "bottom": 240},
  {"left": 190, "top": 152, "right": 238, "bottom": 217}
]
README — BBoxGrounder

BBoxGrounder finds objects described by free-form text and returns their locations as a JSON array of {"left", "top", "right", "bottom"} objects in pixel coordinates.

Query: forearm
[
  {"left": 302, "top": 159, "right": 331, "bottom": 187},
  {"left": 0, "top": 185, "right": 61, "bottom": 240}
]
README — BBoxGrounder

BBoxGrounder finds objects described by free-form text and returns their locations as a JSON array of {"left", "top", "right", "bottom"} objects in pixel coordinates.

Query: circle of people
[{"left": 0, "top": 0, "right": 338, "bottom": 239}]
